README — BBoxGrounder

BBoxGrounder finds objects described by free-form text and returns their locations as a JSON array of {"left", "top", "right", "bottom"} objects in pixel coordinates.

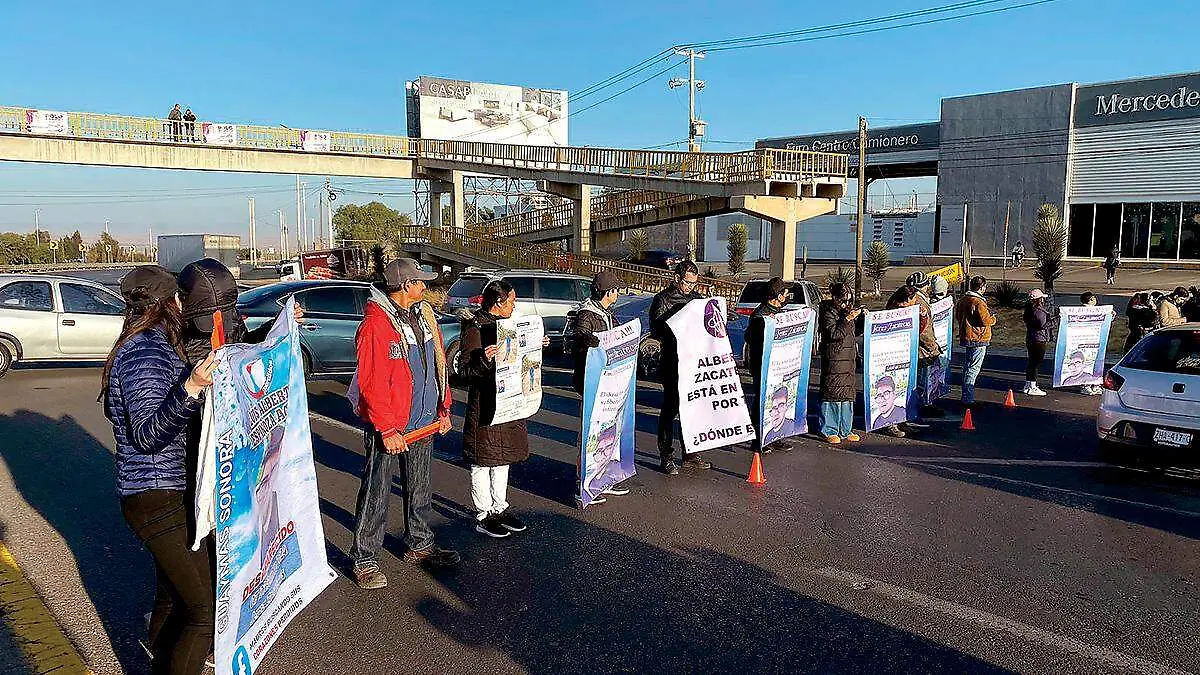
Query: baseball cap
[
  {"left": 766, "top": 277, "right": 790, "bottom": 298},
  {"left": 178, "top": 258, "right": 239, "bottom": 333},
  {"left": 592, "top": 271, "right": 621, "bottom": 295},
  {"left": 120, "top": 265, "right": 178, "bottom": 309},
  {"left": 906, "top": 271, "right": 929, "bottom": 288},
  {"left": 383, "top": 258, "right": 438, "bottom": 291},
  {"left": 1028, "top": 288, "right": 1047, "bottom": 300}
]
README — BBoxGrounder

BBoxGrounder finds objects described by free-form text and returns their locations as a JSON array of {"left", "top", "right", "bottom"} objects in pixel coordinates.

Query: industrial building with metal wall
[{"left": 701, "top": 69, "right": 1200, "bottom": 265}]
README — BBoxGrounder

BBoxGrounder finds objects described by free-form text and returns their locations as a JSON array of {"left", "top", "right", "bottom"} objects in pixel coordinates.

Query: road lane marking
[
  {"left": 811, "top": 567, "right": 1192, "bottom": 675},
  {"left": 0, "top": 541, "right": 92, "bottom": 675}
]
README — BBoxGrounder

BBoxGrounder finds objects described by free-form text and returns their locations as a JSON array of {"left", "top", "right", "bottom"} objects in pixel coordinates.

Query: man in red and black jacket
[{"left": 349, "top": 258, "right": 459, "bottom": 589}]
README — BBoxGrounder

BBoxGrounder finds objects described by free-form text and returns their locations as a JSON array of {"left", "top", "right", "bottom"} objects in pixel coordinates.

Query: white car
[
  {"left": 0, "top": 274, "right": 125, "bottom": 377},
  {"left": 444, "top": 269, "right": 593, "bottom": 339},
  {"left": 1097, "top": 324, "right": 1200, "bottom": 459}
]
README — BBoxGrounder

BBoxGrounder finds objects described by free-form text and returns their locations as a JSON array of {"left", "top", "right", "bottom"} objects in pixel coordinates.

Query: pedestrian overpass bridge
[{"left": 0, "top": 104, "right": 849, "bottom": 279}]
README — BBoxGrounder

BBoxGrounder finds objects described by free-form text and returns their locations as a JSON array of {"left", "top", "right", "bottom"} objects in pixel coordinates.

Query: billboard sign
[
  {"left": 1075, "top": 72, "right": 1200, "bottom": 128},
  {"left": 756, "top": 122, "right": 940, "bottom": 163},
  {"left": 406, "top": 76, "right": 568, "bottom": 146}
]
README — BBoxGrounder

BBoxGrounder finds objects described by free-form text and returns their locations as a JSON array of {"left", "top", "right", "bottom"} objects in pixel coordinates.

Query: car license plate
[{"left": 1152, "top": 428, "right": 1193, "bottom": 448}]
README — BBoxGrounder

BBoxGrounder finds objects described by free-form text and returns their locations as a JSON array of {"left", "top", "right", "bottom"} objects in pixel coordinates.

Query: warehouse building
[{"left": 703, "top": 69, "right": 1200, "bottom": 264}]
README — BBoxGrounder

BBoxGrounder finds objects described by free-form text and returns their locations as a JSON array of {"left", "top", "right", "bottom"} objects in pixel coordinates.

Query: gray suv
[{"left": 445, "top": 269, "right": 593, "bottom": 339}]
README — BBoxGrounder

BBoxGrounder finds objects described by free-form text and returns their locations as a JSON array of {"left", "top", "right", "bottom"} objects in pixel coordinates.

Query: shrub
[
  {"left": 1032, "top": 203, "right": 1067, "bottom": 293},
  {"left": 992, "top": 280, "right": 1022, "bottom": 308},
  {"left": 727, "top": 222, "right": 749, "bottom": 275},
  {"left": 627, "top": 229, "right": 648, "bottom": 262},
  {"left": 864, "top": 240, "right": 890, "bottom": 296},
  {"left": 824, "top": 266, "right": 855, "bottom": 293}
]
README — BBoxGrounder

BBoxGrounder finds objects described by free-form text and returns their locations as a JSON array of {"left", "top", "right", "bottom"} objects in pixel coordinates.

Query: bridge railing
[
  {"left": 399, "top": 225, "right": 742, "bottom": 302},
  {"left": 0, "top": 104, "right": 847, "bottom": 185},
  {"left": 477, "top": 188, "right": 713, "bottom": 240}
]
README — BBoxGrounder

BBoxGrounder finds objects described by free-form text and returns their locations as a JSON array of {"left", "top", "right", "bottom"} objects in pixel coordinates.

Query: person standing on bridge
[
  {"left": 650, "top": 260, "right": 711, "bottom": 475},
  {"left": 570, "top": 271, "right": 631, "bottom": 502},
  {"left": 167, "top": 104, "right": 183, "bottom": 142},
  {"left": 101, "top": 265, "right": 218, "bottom": 675},
  {"left": 349, "top": 258, "right": 458, "bottom": 589},
  {"left": 182, "top": 107, "right": 196, "bottom": 142}
]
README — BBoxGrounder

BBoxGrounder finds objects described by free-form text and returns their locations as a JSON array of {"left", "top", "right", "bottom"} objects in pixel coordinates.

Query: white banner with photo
[
  {"left": 927, "top": 297, "right": 955, "bottom": 402},
  {"left": 757, "top": 307, "right": 816, "bottom": 445},
  {"left": 667, "top": 297, "right": 756, "bottom": 453},
  {"left": 27, "top": 109, "right": 69, "bottom": 135},
  {"left": 1052, "top": 305, "right": 1114, "bottom": 388},
  {"left": 489, "top": 314, "right": 545, "bottom": 425},
  {"left": 301, "top": 130, "right": 331, "bottom": 152},
  {"left": 863, "top": 306, "right": 920, "bottom": 432},
  {"left": 203, "top": 122, "right": 239, "bottom": 146}
]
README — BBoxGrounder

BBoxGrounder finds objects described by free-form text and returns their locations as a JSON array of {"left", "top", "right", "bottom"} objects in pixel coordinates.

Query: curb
[{"left": 0, "top": 541, "right": 92, "bottom": 675}]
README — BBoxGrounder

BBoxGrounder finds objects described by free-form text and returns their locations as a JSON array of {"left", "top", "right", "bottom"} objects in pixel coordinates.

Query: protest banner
[
  {"left": 301, "top": 130, "right": 331, "bottom": 152},
  {"left": 667, "top": 297, "right": 756, "bottom": 453},
  {"left": 198, "top": 298, "right": 335, "bottom": 675},
  {"left": 863, "top": 305, "right": 920, "bottom": 432},
  {"left": 927, "top": 297, "right": 955, "bottom": 402},
  {"left": 26, "top": 109, "right": 68, "bottom": 135},
  {"left": 1053, "top": 305, "right": 1113, "bottom": 388},
  {"left": 203, "top": 122, "right": 239, "bottom": 146},
  {"left": 757, "top": 307, "right": 816, "bottom": 445},
  {"left": 579, "top": 319, "right": 640, "bottom": 507},
  {"left": 930, "top": 262, "right": 964, "bottom": 287},
  {"left": 487, "top": 314, "right": 544, "bottom": 425}
]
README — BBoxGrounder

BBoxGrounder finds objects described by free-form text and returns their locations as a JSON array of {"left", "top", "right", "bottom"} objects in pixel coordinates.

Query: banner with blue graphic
[
  {"left": 757, "top": 307, "right": 816, "bottom": 445},
  {"left": 863, "top": 306, "right": 920, "bottom": 432},
  {"left": 1052, "top": 305, "right": 1114, "bottom": 388},
  {"left": 203, "top": 299, "right": 335, "bottom": 675},
  {"left": 579, "top": 319, "right": 640, "bottom": 508},
  {"left": 927, "top": 297, "right": 954, "bottom": 402}
]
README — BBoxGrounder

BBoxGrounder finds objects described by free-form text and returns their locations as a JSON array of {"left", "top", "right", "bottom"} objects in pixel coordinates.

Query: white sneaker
[
  {"left": 1021, "top": 382, "right": 1035, "bottom": 394},
  {"left": 1028, "top": 385, "right": 1047, "bottom": 396}
]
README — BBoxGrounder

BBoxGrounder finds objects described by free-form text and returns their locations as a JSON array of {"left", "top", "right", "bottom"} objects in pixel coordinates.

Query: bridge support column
[
  {"left": 731, "top": 195, "right": 839, "bottom": 282},
  {"left": 541, "top": 181, "right": 592, "bottom": 254},
  {"left": 426, "top": 170, "right": 465, "bottom": 231}
]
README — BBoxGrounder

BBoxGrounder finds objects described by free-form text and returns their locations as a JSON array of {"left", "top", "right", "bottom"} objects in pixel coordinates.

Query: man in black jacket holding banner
[
  {"left": 744, "top": 277, "right": 794, "bottom": 454},
  {"left": 649, "top": 260, "right": 710, "bottom": 475}
]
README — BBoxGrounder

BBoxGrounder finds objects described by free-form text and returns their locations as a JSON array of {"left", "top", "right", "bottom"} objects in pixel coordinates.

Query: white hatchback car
[
  {"left": 0, "top": 274, "right": 125, "bottom": 377},
  {"left": 1097, "top": 324, "right": 1200, "bottom": 458}
]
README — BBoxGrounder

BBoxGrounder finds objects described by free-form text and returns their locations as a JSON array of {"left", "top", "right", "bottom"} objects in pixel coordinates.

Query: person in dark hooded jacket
[
  {"left": 648, "top": 259, "right": 709, "bottom": 475},
  {"left": 744, "top": 276, "right": 794, "bottom": 454},
  {"left": 458, "top": 279, "right": 548, "bottom": 538},
  {"left": 817, "top": 282, "right": 863, "bottom": 444}
]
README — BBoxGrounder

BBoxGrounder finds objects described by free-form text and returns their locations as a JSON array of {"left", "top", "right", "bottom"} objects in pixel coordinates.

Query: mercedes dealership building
[{"left": 726, "top": 69, "right": 1200, "bottom": 264}]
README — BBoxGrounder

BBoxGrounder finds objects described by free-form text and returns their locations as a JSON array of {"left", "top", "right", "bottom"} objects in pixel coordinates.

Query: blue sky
[{"left": 0, "top": 0, "right": 1195, "bottom": 243}]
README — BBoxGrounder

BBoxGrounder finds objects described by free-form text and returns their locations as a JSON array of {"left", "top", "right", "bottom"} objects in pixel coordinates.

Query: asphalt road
[{"left": 0, "top": 354, "right": 1198, "bottom": 675}]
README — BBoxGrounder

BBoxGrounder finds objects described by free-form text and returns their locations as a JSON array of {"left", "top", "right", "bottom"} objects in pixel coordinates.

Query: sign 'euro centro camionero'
[{"left": 666, "top": 297, "right": 755, "bottom": 453}]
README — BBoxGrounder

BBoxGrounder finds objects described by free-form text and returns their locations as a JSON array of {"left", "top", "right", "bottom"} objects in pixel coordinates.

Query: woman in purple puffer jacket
[{"left": 101, "top": 265, "right": 216, "bottom": 675}]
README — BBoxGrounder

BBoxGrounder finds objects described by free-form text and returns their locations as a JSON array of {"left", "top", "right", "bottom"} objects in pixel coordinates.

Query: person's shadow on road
[{"left": 0, "top": 409, "right": 153, "bottom": 674}]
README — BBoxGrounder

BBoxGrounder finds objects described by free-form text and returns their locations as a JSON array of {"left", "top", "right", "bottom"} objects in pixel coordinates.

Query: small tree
[
  {"left": 863, "top": 240, "right": 890, "bottom": 296},
  {"left": 1032, "top": 203, "right": 1067, "bottom": 293},
  {"left": 727, "top": 222, "right": 748, "bottom": 275},
  {"left": 627, "top": 228, "right": 648, "bottom": 262},
  {"left": 824, "top": 266, "right": 855, "bottom": 293}
]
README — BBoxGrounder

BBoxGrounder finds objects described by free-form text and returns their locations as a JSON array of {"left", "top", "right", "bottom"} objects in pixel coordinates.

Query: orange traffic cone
[
  {"left": 960, "top": 408, "right": 976, "bottom": 431},
  {"left": 747, "top": 452, "right": 766, "bottom": 485},
  {"left": 1004, "top": 389, "right": 1017, "bottom": 408}
]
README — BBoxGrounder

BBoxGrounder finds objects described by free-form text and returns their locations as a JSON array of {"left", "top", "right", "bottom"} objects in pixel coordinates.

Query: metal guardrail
[
  {"left": 0, "top": 105, "right": 847, "bottom": 185},
  {"left": 399, "top": 225, "right": 743, "bottom": 302},
  {"left": 0, "top": 262, "right": 133, "bottom": 274},
  {"left": 478, "top": 189, "right": 708, "bottom": 240}
]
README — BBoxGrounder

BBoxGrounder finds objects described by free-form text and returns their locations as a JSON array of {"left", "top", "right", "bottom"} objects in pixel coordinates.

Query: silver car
[
  {"left": 1097, "top": 324, "right": 1200, "bottom": 459},
  {"left": 0, "top": 274, "right": 125, "bottom": 377}
]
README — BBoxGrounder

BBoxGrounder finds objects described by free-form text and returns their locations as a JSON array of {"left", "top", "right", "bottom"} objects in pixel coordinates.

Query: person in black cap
[
  {"left": 102, "top": 265, "right": 218, "bottom": 675},
  {"left": 349, "top": 258, "right": 458, "bottom": 589},
  {"left": 569, "top": 270, "right": 630, "bottom": 503},
  {"left": 744, "top": 276, "right": 795, "bottom": 454}
]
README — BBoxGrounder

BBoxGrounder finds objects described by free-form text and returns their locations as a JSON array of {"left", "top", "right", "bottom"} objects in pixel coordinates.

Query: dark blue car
[{"left": 237, "top": 280, "right": 463, "bottom": 377}]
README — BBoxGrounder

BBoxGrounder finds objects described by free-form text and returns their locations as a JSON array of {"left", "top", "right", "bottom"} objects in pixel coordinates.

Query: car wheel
[
  {"left": 638, "top": 339, "right": 661, "bottom": 380},
  {"left": 0, "top": 340, "right": 13, "bottom": 379},
  {"left": 445, "top": 341, "right": 463, "bottom": 383},
  {"left": 301, "top": 347, "right": 314, "bottom": 376}
]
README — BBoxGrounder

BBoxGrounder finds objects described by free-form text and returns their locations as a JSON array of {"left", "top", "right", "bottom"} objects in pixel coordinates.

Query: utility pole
[
  {"left": 33, "top": 209, "right": 41, "bottom": 243},
  {"left": 104, "top": 219, "right": 109, "bottom": 237},
  {"left": 669, "top": 48, "right": 706, "bottom": 152},
  {"left": 248, "top": 197, "right": 257, "bottom": 266},
  {"left": 277, "top": 210, "right": 288, "bottom": 259},
  {"left": 295, "top": 176, "right": 303, "bottom": 253},
  {"left": 301, "top": 182, "right": 308, "bottom": 251},
  {"left": 854, "top": 116, "right": 868, "bottom": 302},
  {"left": 148, "top": 225, "right": 153, "bottom": 262},
  {"left": 325, "top": 177, "right": 334, "bottom": 247}
]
